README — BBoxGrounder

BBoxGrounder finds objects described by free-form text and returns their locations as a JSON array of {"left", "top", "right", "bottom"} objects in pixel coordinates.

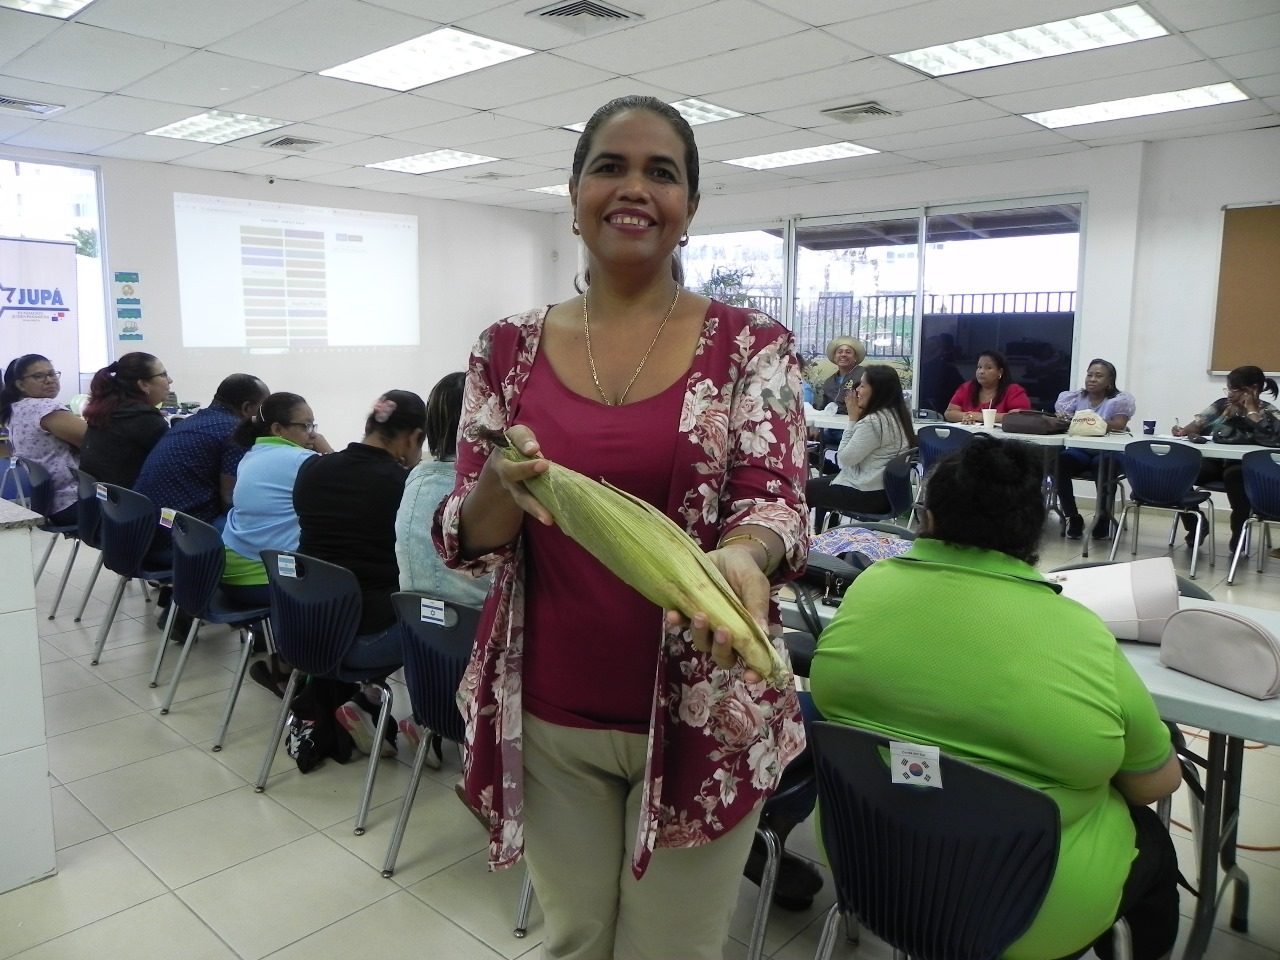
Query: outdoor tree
[{"left": 69, "top": 226, "right": 97, "bottom": 258}]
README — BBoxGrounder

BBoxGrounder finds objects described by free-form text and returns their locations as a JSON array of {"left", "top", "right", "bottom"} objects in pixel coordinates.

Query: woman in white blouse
[{"left": 806, "top": 365, "right": 915, "bottom": 532}]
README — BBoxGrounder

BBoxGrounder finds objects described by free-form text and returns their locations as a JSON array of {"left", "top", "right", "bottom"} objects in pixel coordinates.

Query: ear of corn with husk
[{"left": 497, "top": 439, "right": 789, "bottom": 684}]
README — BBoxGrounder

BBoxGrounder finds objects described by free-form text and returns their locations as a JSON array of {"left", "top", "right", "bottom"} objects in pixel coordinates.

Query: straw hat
[{"left": 826, "top": 336, "right": 867, "bottom": 364}]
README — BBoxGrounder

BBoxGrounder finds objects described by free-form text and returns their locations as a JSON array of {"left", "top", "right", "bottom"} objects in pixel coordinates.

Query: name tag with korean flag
[{"left": 890, "top": 741, "right": 942, "bottom": 788}]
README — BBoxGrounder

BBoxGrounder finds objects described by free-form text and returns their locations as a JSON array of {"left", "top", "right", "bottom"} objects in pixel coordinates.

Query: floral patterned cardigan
[{"left": 433, "top": 300, "right": 809, "bottom": 878}]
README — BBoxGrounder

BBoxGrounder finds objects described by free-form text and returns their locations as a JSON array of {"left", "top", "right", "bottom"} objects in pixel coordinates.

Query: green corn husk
[{"left": 498, "top": 438, "right": 789, "bottom": 684}]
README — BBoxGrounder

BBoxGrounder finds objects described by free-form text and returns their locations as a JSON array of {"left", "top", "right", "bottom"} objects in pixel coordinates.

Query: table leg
[
  {"left": 1222, "top": 737, "right": 1250, "bottom": 933},
  {"left": 1182, "top": 733, "right": 1225, "bottom": 960}
]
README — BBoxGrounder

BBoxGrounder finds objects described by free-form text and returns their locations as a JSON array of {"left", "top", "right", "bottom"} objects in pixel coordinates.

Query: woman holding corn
[{"left": 435, "top": 95, "right": 809, "bottom": 960}]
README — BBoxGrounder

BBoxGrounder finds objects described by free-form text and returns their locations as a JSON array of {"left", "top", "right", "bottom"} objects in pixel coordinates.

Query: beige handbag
[
  {"left": 1160, "top": 607, "right": 1280, "bottom": 699},
  {"left": 1047, "top": 557, "right": 1179, "bottom": 643},
  {"left": 1067, "top": 408, "right": 1107, "bottom": 436}
]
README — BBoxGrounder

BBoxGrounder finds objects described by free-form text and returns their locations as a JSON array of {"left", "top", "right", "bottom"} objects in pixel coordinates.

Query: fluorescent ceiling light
[
  {"left": 529, "top": 184, "right": 570, "bottom": 196},
  {"left": 562, "top": 97, "right": 742, "bottom": 134},
  {"left": 0, "top": 0, "right": 96, "bottom": 17},
  {"left": 724, "top": 142, "right": 878, "bottom": 170},
  {"left": 145, "top": 110, "right": 287, "bottom": 144},
  {"left": 1024, "top": 82, "right": 1248, "bottom": 128},
  {"left": 890, "top": 4, "right": 1166, "bottom": 77},
  {"left": 321, "top": 27, "right": 533, "bottom": 91},
  {"left": 366, "top": 149, "right": 499, "bottom": 174}
]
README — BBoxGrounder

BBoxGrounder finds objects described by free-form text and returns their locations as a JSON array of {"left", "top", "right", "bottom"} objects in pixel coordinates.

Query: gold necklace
[{"left": 582, "top": 286, "right": 681, "bottom": 406}]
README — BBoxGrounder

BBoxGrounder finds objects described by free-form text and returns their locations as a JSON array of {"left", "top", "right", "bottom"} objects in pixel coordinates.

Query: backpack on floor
[{"left": 285, "top": 678, "right": 358, "bottom": 773}]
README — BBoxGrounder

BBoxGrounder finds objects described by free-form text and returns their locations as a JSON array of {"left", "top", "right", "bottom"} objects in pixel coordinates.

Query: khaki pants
[{"left": 522, "top": 713, "right": 761, "bottom": 960}]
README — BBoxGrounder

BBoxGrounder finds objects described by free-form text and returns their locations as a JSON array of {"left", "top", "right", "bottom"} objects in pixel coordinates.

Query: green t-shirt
[{"left": 809, "top": 539, "right": 1172, "bottom": 960}]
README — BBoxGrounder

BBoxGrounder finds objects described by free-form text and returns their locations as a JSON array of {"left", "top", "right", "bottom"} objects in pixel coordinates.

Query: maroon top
[
  {"left": 949, "top": 381, "right": 1031, "bottom": 413},
  {"left": 517, "top": 348, "right": 684, "bottom": 733}
]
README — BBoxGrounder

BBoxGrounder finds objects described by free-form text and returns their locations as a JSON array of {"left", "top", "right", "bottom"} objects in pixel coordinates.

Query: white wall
[{"left": 2, "top": 144, "right": 567, "bottom": 445}]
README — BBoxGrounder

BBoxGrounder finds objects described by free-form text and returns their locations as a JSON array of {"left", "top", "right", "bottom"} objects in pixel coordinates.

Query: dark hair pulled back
[
  {"left": 1227, "top": 364, "right": 1279, "bottom": 398},
  {"left": 232, "top": 392, "right": 307, "bottom": 448},
  {"left": 83, "top": 352, "right": 161, "bottom": 428},
  {"left": 923, "top": 435, "right": 1046, "bottom": 565},
  {"left": 425, "top": 373, "right": 465, "bottom": 461},
  {"left": 1, "top": 354, "right": 51, "bottom": 425},
  {"left": 365, "top": 389, "right": 427, "bottom": 441},
  {"left": 966, "top": 350, "right": 1013, "bottom": 408}
]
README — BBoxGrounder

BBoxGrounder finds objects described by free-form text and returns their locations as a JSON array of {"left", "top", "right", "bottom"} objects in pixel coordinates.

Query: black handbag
[
  {"left": 1212, "top": 414, "right": 1280, "bottom": 447},
  {"left": 1001, "top": 410, "right": 1069, "bottom": 435}
]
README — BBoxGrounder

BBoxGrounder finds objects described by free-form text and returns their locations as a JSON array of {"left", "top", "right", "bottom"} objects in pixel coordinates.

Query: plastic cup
[
  {"left": 1142, "top": 420, "right": 1156, "bottom": 435},
  {"left": 981, "top": 409, "right": 997, "bottom": 429}
]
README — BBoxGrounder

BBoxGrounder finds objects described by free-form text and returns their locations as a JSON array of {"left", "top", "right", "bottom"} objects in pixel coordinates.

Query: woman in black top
[
  {"left": 80, "top": 352, "right": 171, "bottom": 487},
  {"left": 292, "top": 390, "right": 426, "bottom": 756}
]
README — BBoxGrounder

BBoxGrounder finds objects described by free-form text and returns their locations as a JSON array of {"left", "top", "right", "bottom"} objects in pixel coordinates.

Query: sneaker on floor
[
  {"left": 1065, "top": 515, "right": 1084, "bottom": 540},
  {"left": 1091, "top": 516, "right": 1116, "bottom": 541},
  {"left": 398, "top": 719, "right": 444, "bottom": 769},
  {"left": 335, "top": 701, "right": 397, "bottom": 758},
  {"left": 1270, "top": 548, "right": 1280, "bottom": 560}
]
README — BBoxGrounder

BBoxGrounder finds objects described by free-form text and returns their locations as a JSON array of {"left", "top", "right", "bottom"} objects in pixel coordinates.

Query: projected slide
[{"left": 174, "top": 193, "right": 419, "bottom": 352}]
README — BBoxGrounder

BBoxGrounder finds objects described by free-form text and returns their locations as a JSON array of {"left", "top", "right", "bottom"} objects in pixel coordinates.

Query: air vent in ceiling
[
  {"left": 0, "top": 95, "right": 63, "bottom": 117},
  {"left": 261, "top": 135, "right": 327, "bottom": 153},
  {"left": 531, "top": 0, "right": 636, "bottom": 19},
  {"left": 466, "top": 171, "right": 512, "bottom": 181},
  {"left": 819, "top": 101, "right": 900, "bottom": 123}
]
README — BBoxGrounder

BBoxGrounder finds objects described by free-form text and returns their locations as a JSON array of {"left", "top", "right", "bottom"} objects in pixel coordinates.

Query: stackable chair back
[
  {"left": 380, "top": 592, "right": 482, "bottom": 878},
  {"left": 915, "top": 425, "right": 973, "bottom": 475},
  {"left": 254, "top": 550, "right": 398, "bottom": 836},
  {"left": 7, "top": 458, "right": 76, "bottom": 588},
  {"left": 1109, "top": 440, "right": 1214, "bottom": 579},
  {"left": 69, "top": 469, "right": 105, "bottom": 623},
  {"left": 90, "top": 484, "right": 171, "bottom": 665},
  {"left": 818, "top": 449, "right": 917, "bottom": 532},
  {"left": 149, "top": 512, "right": 273, "bottom": 751},
  {"left": 1230, "top": 450, "right": 1280, "bottom": 583},
  {"left": 0, "top": 456, "right": 35, "bottom": 508}
]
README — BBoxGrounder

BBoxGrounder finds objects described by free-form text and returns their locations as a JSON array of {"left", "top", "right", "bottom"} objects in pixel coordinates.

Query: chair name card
[
  {"left": 890, "top": 741, "right": 943, "bottom": 788},
  {"left": 277, "top": 555, "right": 297, "bottom": 578}
]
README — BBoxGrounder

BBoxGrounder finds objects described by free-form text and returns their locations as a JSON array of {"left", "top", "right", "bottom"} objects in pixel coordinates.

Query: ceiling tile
[
  {"left": 796, "top": 151, "right": 927, "bottom": 180},
  {"left": 364, "top": 0, "right": 508, "bottom": 19},
  {"left": 861, "top": 115, "right": 1042, "bottom": 152},
  {"left": 495, "top": 77, "right": 684, "bottom": 127},
  {"left": 702, "top": 130, "right": 844, "bottom": 163},
  {"left": 208, "top": 0, "right": 438, "bottom": 72},
  {"left": 390, "top": 111, "right": 542, "bottom": 149},
  {"left": 940, "top": 36, "right": 1206, "bottom": 99},
  {"left": 119, "top": 52, "right": 303, "bottom": 108},
  {"left": 237, "top": 154, "right": 354, "bottom": 178},
  {"left": 1184, "top": 12, "right": 1280, "bottom": 59},
  {"left": 311, "top": 94, "right": 470, "bottom": 135},
  {"left": 1079, "top": 112, "right": 1278, "bottom": 147},
  {"left": 1216, "top": 47, "right": 1280, "bottom": 80},
  {"left": 92, "top": 133, "right": 211, "bottom": 162},
  {"left": 754, "top": 0, "right": 930, "bottom": 27},
  {"left": 2, "top": 23, "right": 193, "bottom": 92},
  {"left": 759, "top": 80, "right": 968, "bottom": 128},
  {"left": 300, "top": 165, "right": 406, "bottom": 187},
  {"left": 928, "top": 141, "right": 1088, "bottom": 166},
  {"left": 220, "top": 75, "right": 393, "bottom": 124},
  {"left": 987, "top": 61, "right": 1233, "bottom": 114},
  {"left": 5, "top": 121, "right": 131, "bottom": 152},
  {"left": 428, "top": 158, "right": 547, "bottom": 183},
  {"left": 895, "top": 129, "right": 1074, "bottom": 162},
  {"left": 707, "top": 57, "right": 925, "bottom": 115},
  {"left": 1057, "top": 98, "right": 1269, "bottom": 141},
  {"left": 76, "top": 0, "right": 302, "bottom": 47},
  {"left": 169, "top": 145, "right": 278, "bottom": 171},
  {"left": 301, "top": 135, "right": 430, "bottom": 165},
  {"left": 685, "top": 116, "right": 801, "bottom": 148},
  {"left": 0, "top": 74, "right": 104, "bottom": 112},
  {"left": 0, "top": 113, "right": 38, "bottom": 141},
  {"left": 1240, "top": 73, "right": 1280, "bottom": 98},
  {"left": 409, "top": 53, "right": 611, "bottom": 111},
  {"left": 455, "top": 0, "right": 703, "bottom": 52},
  {"left": 632, "top": 29, "right": 865, "bottom": 95},
  {"left": 1146, "top": 0, "right": 1280, "bottom": 32},
  {"left": 0, "top": 8, "right": 60, "bottom": 64},
  {"left": 556, "top": 1, "right": 808, "bottom": 75},
  {"left": 463, "top": 127, "right": 580, "bottom": 161},
  {"left": 779, "top": 98, "right": 1008, "bottom": 143},
  {"left": 46, "top": 94, "right": 202, "bottom": 134}
]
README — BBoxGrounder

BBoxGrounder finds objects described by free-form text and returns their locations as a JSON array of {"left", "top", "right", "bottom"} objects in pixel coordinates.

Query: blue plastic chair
[
  {"left": 1, "top": 458, "right": 77, "bottom": 599},
  {"left": 808, "top": 721, "right": 1131, "bottom": 960},
  {"left": 818, "top": 449, "right": 918, "bottom": 532},
  {"left": 1108, "top": 440, "right": 1215, "bottom": 579},
  {"left": 90, "top": 484, "right": 173, "bottom": 665},
  {"left": 69, "top": 469, "right": 105, "bottom": 623},
  {"left": 380, "top": 591, "right": 481, "bottom": 878},
  {"left": 915, "top": 425, "right": 973, "bottom": 475},
  {"left": 253, "top": 550, "right": 402, "bottom": 836},
  {"left": 148, "top": 512, "right": 273, "bottom": 749},
  {"left": 1229, "top": 449, "right": 1280, "bottom": 583}
]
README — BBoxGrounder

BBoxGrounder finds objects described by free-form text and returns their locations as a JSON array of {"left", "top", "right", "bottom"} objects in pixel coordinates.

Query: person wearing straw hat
[{"left": 819, "top": 335, "right": 867, "bottom": 414}]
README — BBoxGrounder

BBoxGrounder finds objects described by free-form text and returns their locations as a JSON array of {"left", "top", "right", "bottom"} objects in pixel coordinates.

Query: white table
[
  {"left": 804, "top": 413, "right": 1069, "bottom": 448},
  {"left": 787, "top": 588, "right": 1280, "bottom": 960}
]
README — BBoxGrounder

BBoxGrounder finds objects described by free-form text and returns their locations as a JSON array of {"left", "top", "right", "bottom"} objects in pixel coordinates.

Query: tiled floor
[{"left": 5, "top": 519, "right": 1279, "bottom": 960}]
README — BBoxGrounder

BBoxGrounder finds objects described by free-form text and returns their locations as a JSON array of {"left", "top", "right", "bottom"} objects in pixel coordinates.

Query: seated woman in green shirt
[{"left": 810, "top": 435, "right": 1182, "bottom": 960}]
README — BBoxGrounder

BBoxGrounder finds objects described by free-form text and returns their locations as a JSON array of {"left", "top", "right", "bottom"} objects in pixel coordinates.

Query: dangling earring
[
  {"left": 572, "top": 218, "right": 580, "bottom": 236},
  {"left": 678, "top": 232, "right": 689, "bottom": 247}
]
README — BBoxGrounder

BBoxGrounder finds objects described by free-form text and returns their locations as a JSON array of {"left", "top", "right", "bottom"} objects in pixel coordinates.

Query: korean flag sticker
[
  {"left": 278, "top": 555, "right": 298, "bottom": 578},
  {"left": 96, "top": 483, "right": 108, "bottom": 501},
  {"left": 159, "top": 507, "right": 176, "bottom": 529},
  {"left": 421, "top": 598, "right": 446, "bottom": 625},
  {"left": 890, "top": 741, "right": 942, "bottom": 789}
]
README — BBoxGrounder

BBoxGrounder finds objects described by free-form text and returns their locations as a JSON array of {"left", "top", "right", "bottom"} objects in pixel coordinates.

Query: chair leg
[
  {"left": 514, "top": 868, "right": 534, "bottom": 937},
  {"left": 34, "top": 531, "right": 58, "bottom": 581},
  {"left": 1110, "top": 917, "right": 1133, "bottom": 960},
  {"left": 90, "top": 575, "right": 128, "bottom": 665},
  {"left": 73, "top": 553, "right": 104, "bottom": 623},
  {"left": 159, "top": 616, "right": 203, "bottom": 714},
  {"left": 1228, "top": 519, "right": 1252, "bottom": 584},
  {"left": 1108, "top": 506, "right": 1130, "bottom": 562},
  {"left": 214, "top": 620, "right": 266, "bottom": 752},
  {"left": 255, "top": 669, "right": 301, "bottom": 791},
  {"left": 1189, "top": 511, "right": 1204, "bottom": 580},
  {"left": 381, "top": 721, "right": 433, "bottom": 877},
  {"left": 148, "top": 604, "right": 179, "bottom": 687},
  {"left": 1206, "top": 501, "right": 1216, "bottom": 567},
  {"left": 47, "top": 538, "right": 79, "bottom": 619},
  {"left": 814, "top": 904, "right": 842, "bottom": 960},
  {"left": 746, "top": 826, "right": 782, "bottom": 960},
  {"left": 353, "top": 681, "right": 394, "bottom": 836}
]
